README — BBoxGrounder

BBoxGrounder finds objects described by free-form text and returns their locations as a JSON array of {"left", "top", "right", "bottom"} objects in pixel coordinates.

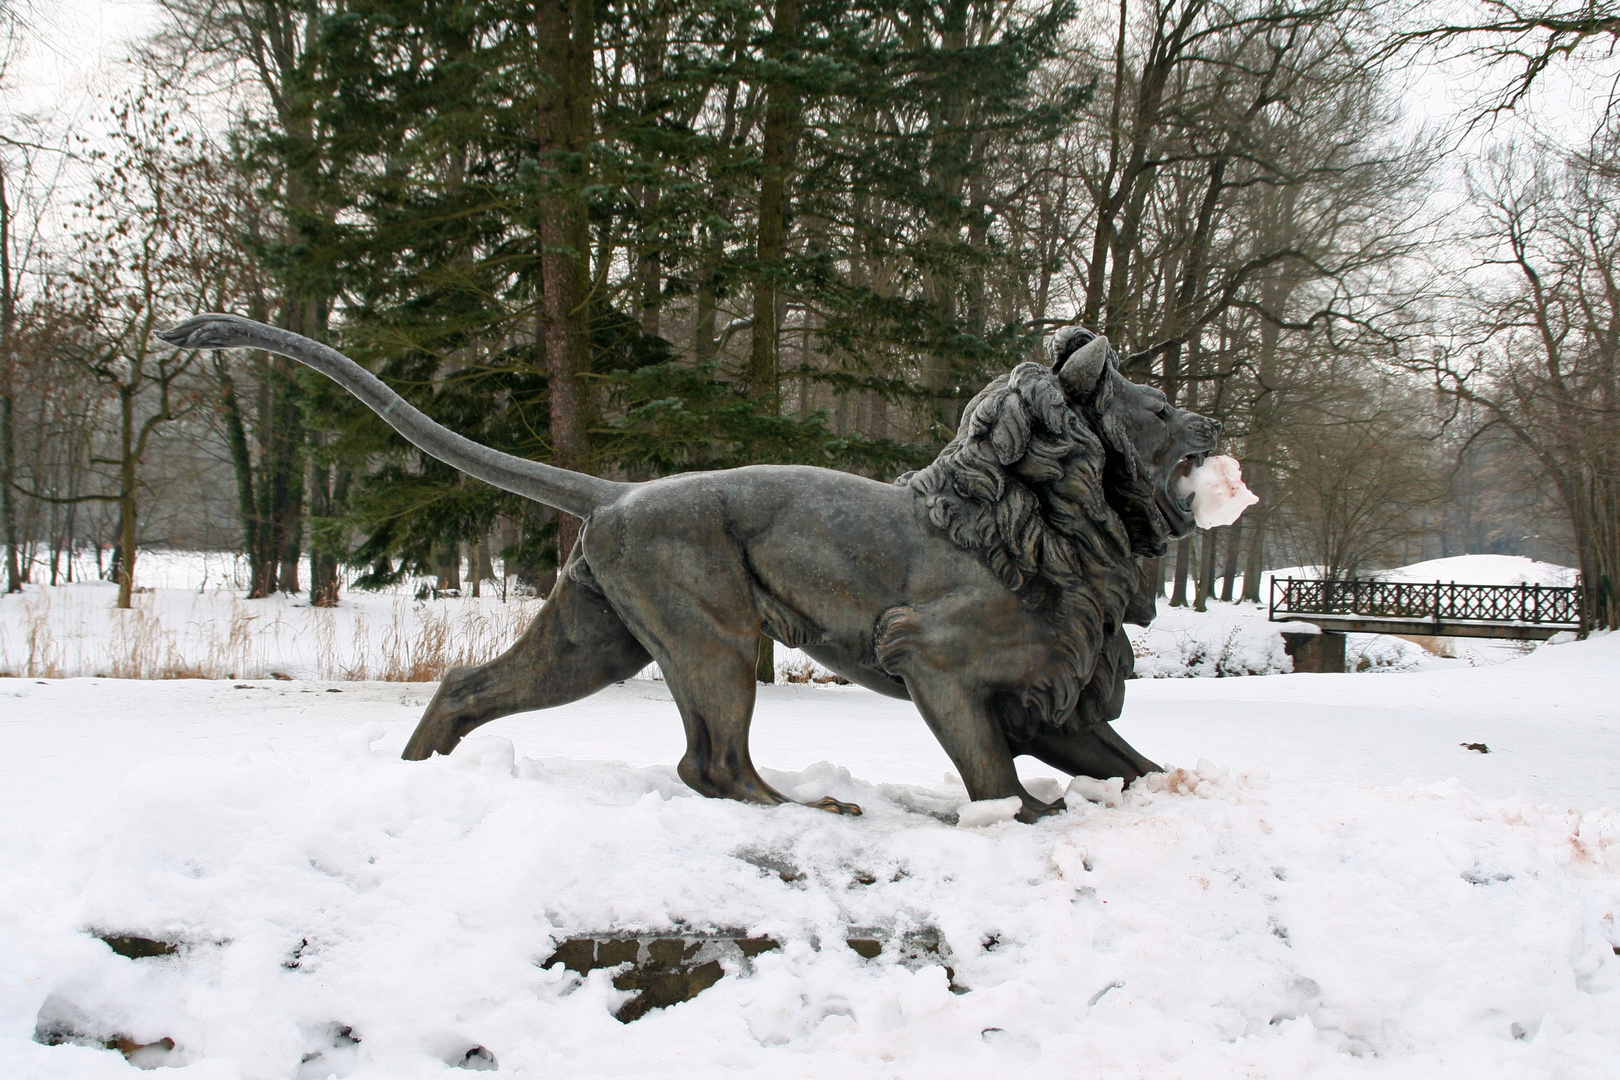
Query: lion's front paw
[
  {"left": 807, "top": 796, "right": 863, "bottom": 816},
  {"left": 1016, "top": 800, "right": 1064, "bottom": 824}
]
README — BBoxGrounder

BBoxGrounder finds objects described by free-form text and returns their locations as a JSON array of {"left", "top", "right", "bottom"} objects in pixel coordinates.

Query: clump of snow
[
  {"left": 1175, "top": 454, "right": 1258, "bottom": 528},
  {"left": 639, "top": 646, "right": 850, "bottom": 687},
  {"left": 775, "top": 650, "right": 850, "bottom": 684},
  {"left": 955, "top": 796, "right": 1022, "bottom": 827},
  {"left": 1065, "top": 775, "right": 1124, "bottom": 808},
  {"left": 1345, "top": 634, "right": 1430, "bottom": 673}
]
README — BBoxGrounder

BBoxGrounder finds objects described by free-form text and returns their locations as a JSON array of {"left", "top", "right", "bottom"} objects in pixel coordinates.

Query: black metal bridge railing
[{"left": 1269, "top": 576, "right": 1584, "bottom": 640}]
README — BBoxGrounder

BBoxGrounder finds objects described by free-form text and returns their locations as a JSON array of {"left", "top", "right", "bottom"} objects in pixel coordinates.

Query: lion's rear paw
[{"left": 808, "top": 796, "right": 863, "bottom": 816}]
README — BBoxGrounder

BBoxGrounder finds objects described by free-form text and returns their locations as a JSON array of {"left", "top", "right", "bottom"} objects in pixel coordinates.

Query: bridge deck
[{"left": 1270, "top": 613, "right": 1575, "bottom": 641}]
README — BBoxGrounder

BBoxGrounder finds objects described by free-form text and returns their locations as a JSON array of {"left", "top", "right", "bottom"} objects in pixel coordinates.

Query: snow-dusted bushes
[
  {"left": 1129, "top": 616, "right": 1293, "bottom": 678},
  {"left": 1346, "top": 634, "right": 1428, "bottom": 673},
  {"left": 638, "top": 647, "right": 851, "bottom": 686}
]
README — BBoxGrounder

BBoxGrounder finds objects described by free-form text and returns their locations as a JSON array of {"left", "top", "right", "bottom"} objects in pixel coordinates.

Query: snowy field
[{"left": 1, "top": 554, "right": 1616, "bottom": 1078}]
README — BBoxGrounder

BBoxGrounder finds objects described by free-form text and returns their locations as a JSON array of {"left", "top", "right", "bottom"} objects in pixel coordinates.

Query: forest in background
[{"left": 0, "top": 0, "right": 1614, "bottom": 636}]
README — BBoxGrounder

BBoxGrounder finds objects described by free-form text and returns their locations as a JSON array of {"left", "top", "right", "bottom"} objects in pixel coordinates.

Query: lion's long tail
[{"left": 157, "top": 313, "right": 626, "bottom": 518}]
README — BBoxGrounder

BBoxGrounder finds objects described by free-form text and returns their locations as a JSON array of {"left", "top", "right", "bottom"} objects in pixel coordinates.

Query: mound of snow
[
  {"left": 1380, "top": 555, "right": 1578, "bottom": 588},
  {"left": 2, "top": 730, "right": 1616, "bottom": 1078}
]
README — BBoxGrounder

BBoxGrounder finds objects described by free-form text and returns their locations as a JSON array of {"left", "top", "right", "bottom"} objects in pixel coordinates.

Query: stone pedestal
[{"left": 1281, "top": 630, "right": 1346, "bottom": 674}]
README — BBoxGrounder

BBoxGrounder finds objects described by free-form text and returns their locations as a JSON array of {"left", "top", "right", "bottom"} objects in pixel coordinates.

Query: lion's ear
[
  {"left": 1057, "top": 334, "right": 1111, "bottom": 400},
  {"left": 1046, "top": 325, "right": 1094, "bottom": 368}
]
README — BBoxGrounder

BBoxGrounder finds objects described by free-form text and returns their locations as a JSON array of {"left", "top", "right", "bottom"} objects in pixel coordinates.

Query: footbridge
[
  {"left": 1268, "top": 576, "right": 1584, "bottom": 671},
  {"left": 1270, "top": 576, "right": 1583, "bottom": 641}
]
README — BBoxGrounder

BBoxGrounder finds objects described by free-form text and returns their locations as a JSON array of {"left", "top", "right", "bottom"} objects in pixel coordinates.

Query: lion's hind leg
[
  {"left": 592, "top": 550, "right": 860, "bottom": 815},
  {"left": 640, "top": 633, "right": 863, "bottom": 813},
  {"left": 401, "top": 563, "right": 651, "bottom": 760}
]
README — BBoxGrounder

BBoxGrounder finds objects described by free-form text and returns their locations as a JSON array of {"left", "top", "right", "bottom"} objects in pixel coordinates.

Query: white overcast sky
[
  {"left": 9, "top": 0, "right": 165, "bottom": 126},
  {"left": 17, "top": 1, "right": 1615, "bottom": 136},
  {"left": 4, "top": 0, "right": 1615, "bottom": 276},
  {"left": 13, "top": 1, "right": 1616, "bottom": 159}
]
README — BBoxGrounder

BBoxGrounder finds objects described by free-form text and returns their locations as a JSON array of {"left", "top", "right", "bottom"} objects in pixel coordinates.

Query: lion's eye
[{"left": 1156, "top": 405, "right": 1170, "bottom": 420}]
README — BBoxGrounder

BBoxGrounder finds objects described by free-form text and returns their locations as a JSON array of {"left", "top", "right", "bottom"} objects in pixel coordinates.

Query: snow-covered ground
[
  {"left": 1, "top": 619, "right": 1617, "bottom": 1076},
  {"left": 2, "top": 551, "right": 1613, "bottom": 1077}
]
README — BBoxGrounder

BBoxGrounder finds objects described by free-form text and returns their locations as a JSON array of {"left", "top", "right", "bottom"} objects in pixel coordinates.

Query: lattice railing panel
[{"left": 1270, "top": 577, "right": 1583, "bottom": 627}]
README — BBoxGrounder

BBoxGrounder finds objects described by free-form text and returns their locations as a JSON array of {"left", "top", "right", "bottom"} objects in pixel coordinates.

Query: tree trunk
[
  {"left": 471, "top": 535, "right": 493, "bottom": 598},
  {"left": 0, "top": 155, "right": 18, "bottom": 596},
  {"left": 536, "top": 0, "right": 596, "bottom": 566},
  {"left": 748, "top": 0, "right": 799, "bottom": 683},
  {"left": 0, "top": 389, "right": 17, "bottom": 594},
  {"left": 258, "top": 356, "right": 303, "bottom": 595},
  {"left": 1219, "top": 520, "right": 1242, "bottom": 601},
  {"left": 214, "top": 353, "right": 266, "bottom": 594},
  {"left": 437, "top": 540, "right": 462, "bottom": 595},
  {"left": 116, "top": 388, "right": 137, "bottom": 610},
  {"left": 65, "top": 502, "right": 76, "bottom": 583},
  {"left": 308, "top": 455, "right": 347, "bottom": 608},
  {"left": 1241, "top": 510, "right": 1267, "bottom": 604},
  {"left": 1571, "top": 470, "right": 1619, "bottom": 632},
  {"left": 1194, "top": 529, "right": 1217, "bottom": 612},
  {"left": 1169, "top": 534, "right": 1192, "bottom": 607},
  {"left": 749, "top": 0, "right": 799, "bottom": 407}
]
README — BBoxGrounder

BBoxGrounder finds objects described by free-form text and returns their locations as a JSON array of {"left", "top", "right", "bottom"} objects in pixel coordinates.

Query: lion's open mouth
[
  {"left": 1169, "top": 452, "right": 1207, "bottom": 511},
  {"left": 1157, "top": 451, "right": 1207, "bottom": 535}
]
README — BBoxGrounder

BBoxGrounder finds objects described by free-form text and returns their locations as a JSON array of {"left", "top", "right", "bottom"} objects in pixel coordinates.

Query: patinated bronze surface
[{"left": 160, "top": 317, "right": 1219, "bottom": 821}]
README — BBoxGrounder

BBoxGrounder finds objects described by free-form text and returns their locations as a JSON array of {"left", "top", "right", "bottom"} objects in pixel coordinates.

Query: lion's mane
[{"left": 897, "top": 359, "right": 1163, "bottom": 739}]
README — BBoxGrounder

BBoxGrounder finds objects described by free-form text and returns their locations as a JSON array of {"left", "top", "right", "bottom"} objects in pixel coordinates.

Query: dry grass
[
  {"left": 0, "top": 585, "right": 542, "bottom": 682},
  {"left": 776, "top": 651, "right": 851, "bottom": 685},
  {"left": 1392, "top": 634, "right": 1457, "bottom": 658}
]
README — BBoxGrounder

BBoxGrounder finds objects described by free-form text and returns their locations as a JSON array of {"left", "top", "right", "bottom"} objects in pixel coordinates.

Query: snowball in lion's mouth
[{"left": 1174, "top": 455, "right": 1258, "bottom": 529}]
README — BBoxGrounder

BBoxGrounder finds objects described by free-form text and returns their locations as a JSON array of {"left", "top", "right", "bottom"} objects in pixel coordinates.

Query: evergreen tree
[{"left": 228, "top": 0, "right": 1082, "bottom": 598}]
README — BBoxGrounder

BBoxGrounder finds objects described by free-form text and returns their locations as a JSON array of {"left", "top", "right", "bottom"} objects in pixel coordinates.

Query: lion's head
[
  {"left": 897, "top": 327, "right": 1223, "bottom": 736},
  {"left": 1046, "top": 326, "right": 1222, "bottom": 555},
  {"left": 900, "top": 327, "right": 1221, "bottom": 598}
]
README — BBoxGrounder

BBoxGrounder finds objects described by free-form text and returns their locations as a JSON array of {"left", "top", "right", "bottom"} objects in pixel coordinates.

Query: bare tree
[
  {"left": 22, "top": 91, "right": 236, "bottom": 607},
  {"left": 1277, "top": 374, "right": 1447, "bottom": 579},
  {"left": 1429, "top": 137, "right": 1620, "bottom": 628},
  {"left": 0, "top": 10, "right": 71, "bottom": 593},
  {"left": 1398, "top": 1, "right": 1620, "bottom": 113}
]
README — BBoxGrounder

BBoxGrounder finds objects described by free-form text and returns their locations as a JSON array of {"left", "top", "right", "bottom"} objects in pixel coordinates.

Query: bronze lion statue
[{"left": 159, "top": 316, "right": 1219, "bottom": 821}]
